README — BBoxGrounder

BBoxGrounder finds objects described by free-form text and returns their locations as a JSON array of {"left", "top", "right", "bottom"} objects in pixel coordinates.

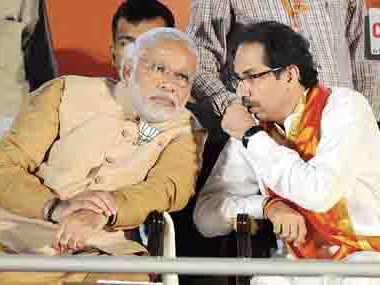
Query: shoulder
[
  {"left": 60, "top": 75, "right": 115, "bottom": 94},
  {"left": 27, "top": 77, "right": 65, "bottom": 111},
  {"left": 57, "top": 76, "right": 119, "bottom": 112},
  {"left": 321, "top": 87, "right": 378, "bottom": 133},
  {"left": 325, "top": 87, "right": 374, "bottom": 119},
  {"left": 29, "top": 76, "right": 115, "bottom": 98}
]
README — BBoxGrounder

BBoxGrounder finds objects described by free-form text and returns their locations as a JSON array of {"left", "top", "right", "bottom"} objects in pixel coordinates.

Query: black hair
[
  {"left": 112, "top": 0, "right": 175, "bottom": 40},
  {"left": 230, "top": 21, "right": 318, "bottom": 89}
]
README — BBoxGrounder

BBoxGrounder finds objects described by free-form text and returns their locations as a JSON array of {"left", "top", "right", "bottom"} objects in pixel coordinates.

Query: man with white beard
[{"left": 0, "top": 27, "right": 204, "bottom": 284}]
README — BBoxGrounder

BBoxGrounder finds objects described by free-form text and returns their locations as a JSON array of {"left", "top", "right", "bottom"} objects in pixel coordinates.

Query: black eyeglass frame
[{"left": 228, "top": 66, "right": 286, "bottom": 91}]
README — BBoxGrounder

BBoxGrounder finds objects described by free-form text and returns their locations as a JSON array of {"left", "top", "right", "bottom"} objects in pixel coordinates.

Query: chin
[{"left": 142, "top": 108, "right": 180, "bottom": 123}]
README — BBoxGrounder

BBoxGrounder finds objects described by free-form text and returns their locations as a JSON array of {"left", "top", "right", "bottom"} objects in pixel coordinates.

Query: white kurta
[
  {"left": 195, "top": 87, "right": 380, "bottom": 284},
  {"left": 195, "top": 87, "right": 380, "bottom": 241}
]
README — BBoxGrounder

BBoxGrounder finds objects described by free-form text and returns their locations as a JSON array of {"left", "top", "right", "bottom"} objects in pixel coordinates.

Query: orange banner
[
  {"left": 45, "top": 0, "right": 190, "bottom": 77},
  {"left": 366, "top": 0, "right": 380, "bottom": 7}
]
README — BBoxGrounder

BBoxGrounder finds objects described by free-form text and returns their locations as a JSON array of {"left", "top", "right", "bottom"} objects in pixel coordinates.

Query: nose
[
  {"left": 157, "top": 79, "right": 176, "bottom": 93},
  {"left": 243, "top": 81, "right": 253, "bottom": 98},
  {"left": 236, "top": 81, "right": 252, "bottom": 97}
]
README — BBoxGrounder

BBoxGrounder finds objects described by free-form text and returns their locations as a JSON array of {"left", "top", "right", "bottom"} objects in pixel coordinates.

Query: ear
[
  {"left": 110, "top": 44, "right": 117, "bottom": 68},
  {"left": 285, "top": 65, "right": 300, "bottom": 83}
]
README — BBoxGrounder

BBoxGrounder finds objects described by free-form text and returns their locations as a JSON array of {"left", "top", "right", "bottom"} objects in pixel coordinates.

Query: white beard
[{"left": 116, "top": 76, "right": 184, "bottom": 123}]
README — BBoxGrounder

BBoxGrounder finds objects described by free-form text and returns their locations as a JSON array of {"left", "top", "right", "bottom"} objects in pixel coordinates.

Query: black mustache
[{"left": 241, "top": 96, "right": 259, "bottom": 108}]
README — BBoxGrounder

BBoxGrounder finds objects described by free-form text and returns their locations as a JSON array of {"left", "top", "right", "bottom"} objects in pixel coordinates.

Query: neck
[{"left": 278, "top": 84, "right": 307, "bottom": 125}]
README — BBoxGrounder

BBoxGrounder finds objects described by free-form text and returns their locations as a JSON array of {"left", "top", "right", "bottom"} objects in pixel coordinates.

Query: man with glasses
[
  {"left": 194, "top": 21, "right": 380, "bottom": 284},
  {"left": 0, "top": 28, "right": 204, "bottom": 284}
]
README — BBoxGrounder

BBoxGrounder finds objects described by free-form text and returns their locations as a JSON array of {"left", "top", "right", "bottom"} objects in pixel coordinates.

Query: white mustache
[{"left": 148, "top": 93, "right": 179, "bottom": 108}]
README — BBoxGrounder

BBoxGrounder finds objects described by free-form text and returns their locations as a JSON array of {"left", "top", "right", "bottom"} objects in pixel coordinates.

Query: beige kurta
[{"left": 0, "top": 76, "right": 205, "bottom": 256}]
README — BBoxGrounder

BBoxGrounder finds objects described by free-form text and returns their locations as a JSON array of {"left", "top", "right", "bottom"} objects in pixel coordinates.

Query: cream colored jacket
[{"left": 0, "top": 76, "right": 204, "bottom": 255}]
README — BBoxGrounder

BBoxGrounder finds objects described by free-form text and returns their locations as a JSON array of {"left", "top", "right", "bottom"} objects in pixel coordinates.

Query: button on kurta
[{"left": 95, "top": 176, "right": 104, "bottom": 184}]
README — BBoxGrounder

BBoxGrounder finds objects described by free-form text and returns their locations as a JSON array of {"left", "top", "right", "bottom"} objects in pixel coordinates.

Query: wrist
[
  {"left": 44, "top": 198, "right": 61, "bottom": 224},
  {"left": 242, "top": 125, "right": 263, "bottom": 148},
  {"left": 106, "top": 213, "right": 117, "bottom": 228},
  {"left": 44, "top": 198, "right": 70, "bottom": 224}
]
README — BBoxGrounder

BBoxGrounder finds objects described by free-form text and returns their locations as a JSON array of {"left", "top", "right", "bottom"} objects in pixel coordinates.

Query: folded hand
[
  {"left": 266, "top": 201, "right": 307, "bottom": 248},
  {"left": 52, "top": 209, "right": 108, "bottom": 253}
]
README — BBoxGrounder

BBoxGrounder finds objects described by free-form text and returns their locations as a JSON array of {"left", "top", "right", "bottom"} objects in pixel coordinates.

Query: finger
[
  {"left": 287, "top": 222, "right": 298, "bottom": 242},
  {"left": 68, "top": 236, "right": 79, "bottom": 252},
  {"left": 280, "top": 222, "right": 291, "bottom": 239},
  {"left": 294, "top": 219, "right": 307, "bottom": 247},
  {"left": 69, "top": 234, "right": 86, "bottom": 252},
  {"left": 58, "top": 226, "right": 71, "bottom": 253},
  {"left": 71, "top": 230, "right": 95, "bottom": 252},
  {"left": 53, "top": 223, "right": 66, "bottom": 252},
  {"left": 96, "top": 192, "right": 117, "bottom": 215},
  {"left": 89, "top": 195, "right": 113, "bottom": 216},
  {"left": 77, "top": 195, "right": 112, "bottom": 216},
  {"left": 273, "top": 223, "right": 282, "bottom": 235},
  {"left": 60, "top": 200, "right": 103, "bottom": 218}
]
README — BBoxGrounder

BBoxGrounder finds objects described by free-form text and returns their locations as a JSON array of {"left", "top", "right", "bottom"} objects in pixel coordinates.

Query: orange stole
[{"left": 266, "top": 84, "right": 380, "bottom": 260}]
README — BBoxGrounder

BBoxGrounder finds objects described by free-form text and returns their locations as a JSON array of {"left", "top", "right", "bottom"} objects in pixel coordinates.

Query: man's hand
[
  {"left": 266, "top": 201, "right": 307, "bottom": 248},
  {"left": 53, "top": 210, "right": 108, "bottom": 253},
  {"left": 222, "top": 103, "right": 257, "bottom": 139},
  {"left": 52, "top": 191, "right": 117, "bottom": 223}
]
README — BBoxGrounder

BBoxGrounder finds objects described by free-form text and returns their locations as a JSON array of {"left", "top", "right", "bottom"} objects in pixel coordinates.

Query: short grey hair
[{"left": 120, "top": 27, "right": 198, "bottom": 79}]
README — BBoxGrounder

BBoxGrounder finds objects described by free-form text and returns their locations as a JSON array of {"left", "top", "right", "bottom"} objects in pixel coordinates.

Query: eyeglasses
[
  {"left": 228, "top": 66, "right": 285, "bottom": 91},
  {"left": 139, "top": 59, "right": 193, "bottom": 88}
]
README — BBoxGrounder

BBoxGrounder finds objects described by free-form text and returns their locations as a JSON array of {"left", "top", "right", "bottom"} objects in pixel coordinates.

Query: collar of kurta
[{"left": 272, "top": 87, "right": 308, "bottom": 141}]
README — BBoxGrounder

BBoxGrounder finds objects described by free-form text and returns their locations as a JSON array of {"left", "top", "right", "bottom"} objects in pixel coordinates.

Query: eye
[
  {"left": 150, "top": 64, "right": 166, "bottom": 73},
  {"left": 230, "top": 72, "right": 240, "bottom": 81},
  {"left": 177, "top": 73, "right": 189, "bottom": 83},
  {"left": 118, "top": 39, "right": 131, "bottom": 47},
  {"left": 247, "top": 74, "right": 258, "bottom": 80}
]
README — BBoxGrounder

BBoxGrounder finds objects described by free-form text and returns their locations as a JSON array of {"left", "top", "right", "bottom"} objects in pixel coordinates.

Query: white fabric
[
  {"left": 162, "top": 212, "right": 178, "bottom": 285},
  {"left": 0, "top": 20, "right": 25, "bottom": 80},
  {"left": 0, "top": 117, "right": 13, "bottom": 138},
  {"left": 194, "top": 87, "right": 380, "bottom": 241},
  {"left": 0, "top": 20, "right": 29, "bottom": 119},
  {"left": 138, "top": 212, "right": 178, "bottom": 285},
  {"left": 137, "top": 121, "right": 161, "bottom": 145},
  {"left": 250, "top": 251, "right": 380, "bottom": 285},
  {"left": 0, "top": 1, "right": 39, "bottom": 120},
  {"left": 0, "top": 0, "right": 39, "bottom": 27}
]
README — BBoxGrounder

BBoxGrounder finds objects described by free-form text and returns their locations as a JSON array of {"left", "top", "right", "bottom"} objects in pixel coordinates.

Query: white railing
[{"left": 0, "top": 256, "right": 380, "bottom": 277}]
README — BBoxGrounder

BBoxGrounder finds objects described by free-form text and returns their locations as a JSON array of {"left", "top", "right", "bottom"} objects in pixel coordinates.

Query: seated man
[
  {"left": 4, "top": 0, "right": 175, "bottom": 138},
  {"left": 0, "top": 27, "right": 204, "bottom": 284},
  {"left": 194, "top": 21, "right": 380, "bottom": 284}
]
